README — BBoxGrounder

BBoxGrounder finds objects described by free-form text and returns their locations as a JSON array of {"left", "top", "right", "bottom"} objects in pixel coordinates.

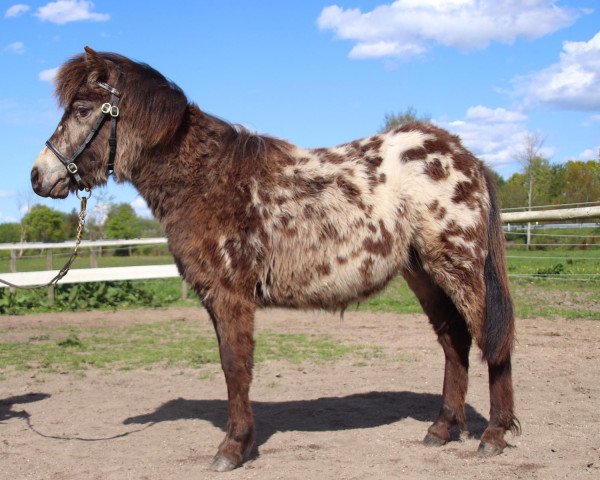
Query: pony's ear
[{"left": 84, "top": 46, "right": 108, "bottom": 83}]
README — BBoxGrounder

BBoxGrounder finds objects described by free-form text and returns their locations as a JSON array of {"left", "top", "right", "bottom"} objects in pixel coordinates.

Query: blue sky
[{"left": 0, "top": 0, "right": 598, "bottom": 223}]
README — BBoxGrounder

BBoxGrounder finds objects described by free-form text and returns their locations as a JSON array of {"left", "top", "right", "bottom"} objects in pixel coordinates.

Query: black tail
[{"left": 481, "top": 170, "right": 515, "bottom": 365}]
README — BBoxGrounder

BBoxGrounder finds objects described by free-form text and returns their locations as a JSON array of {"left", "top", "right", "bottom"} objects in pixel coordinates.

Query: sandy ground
[{"left": 1, "top": 307, "right": 599, "bottom": 479}]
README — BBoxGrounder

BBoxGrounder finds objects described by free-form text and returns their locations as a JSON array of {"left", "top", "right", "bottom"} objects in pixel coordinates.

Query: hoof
[
  {"left": 423, "top": 432, "right": 447, "bottom": 447},
  {"left": 210, "top": 455, "right": 238, "bottom": 472},
  {"left": 477, "top": 441, "right": 504, "bottom": 456}
]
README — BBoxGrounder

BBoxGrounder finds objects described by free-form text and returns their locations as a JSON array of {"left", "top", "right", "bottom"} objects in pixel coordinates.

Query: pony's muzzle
[{"left": 31, "top": 147, "right": 70, "bottom": 198}]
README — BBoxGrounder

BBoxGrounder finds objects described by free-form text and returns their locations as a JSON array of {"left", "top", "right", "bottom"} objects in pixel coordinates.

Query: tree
[
  {"left": 561, "top": 160, "right": 600, "bottom": 204},
  {"left": 0, "top": 223, "right": 20, "bottom": 243},
  {"left": 518, "top": 133, "right": 548, "bottom": 249},
  {"left": 63, "top": 208, "right": 81, "bottom": 240},
  {"left": 138, "top": 217, "right": 164, "bottom": 237},
  {"left": 485, "top": 167, "right": 505, "bottom": 188},
  {"left": 104, "top": 203, "right": 142, "bottom": 239},
  {"left": 497, "top": 172, "right": 528, "bottom": 209},
  {"left": 547, "top": 164, "right": 567, "bottom": 205},
  {"left": 22, "top": 205, "right": 68, "bottom": 242},
  {"left": 87, "top": 189, "right": 115, "bottom": 240},
  {"left": 380, "top": 106, "right": 431, "bottom": 133},
  {"left": 526, "top": 155, "right": 554, "bottom": 206},
  {"left": 16, "top": 189, "right": 33, "bottom": 248}
]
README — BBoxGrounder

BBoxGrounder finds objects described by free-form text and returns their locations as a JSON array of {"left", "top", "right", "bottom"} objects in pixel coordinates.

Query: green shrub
[{"left": 0, "top": 280, "right": 181, "bottom": 314}]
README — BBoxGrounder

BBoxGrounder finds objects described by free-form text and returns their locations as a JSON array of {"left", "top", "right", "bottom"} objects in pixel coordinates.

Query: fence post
[
  {"left": 181, "top": 280, "right": 188, "bottom": 300},
  {"left": 9, "top": 249, "right": 16, "bottom": 293},
  {"left": 46, "top": 250, "right": 54, "bottom": 303},
  {"left": 90, "top": 247, "right": 98, "bottom": 268}
]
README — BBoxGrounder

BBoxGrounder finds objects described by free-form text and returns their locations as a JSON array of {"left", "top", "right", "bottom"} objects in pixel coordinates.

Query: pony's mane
[
  {"left": 55, "top": 51, "right": 189, "bottom": 147},
  {"left": 218, "top": 122, "right": 293, "bottom": 167}
]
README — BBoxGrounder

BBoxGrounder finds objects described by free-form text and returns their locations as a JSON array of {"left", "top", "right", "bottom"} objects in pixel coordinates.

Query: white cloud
[
  {"left": 465, "top": 105, "right": 527, "bottom": 124},
  {"left": 349, "top": 41, "right": 425, "bottom": 59},
  {"left": 515, "top": 31, "right": 600, "bottom": 111},
  {"left": 318, "top": 1, "right": 580, "bottom": 59},
  {"left": 4, "top": 41, "right": 25, "bottom": 54},
  {"left": 438, "top": 106, "right": 554, "bottom": 167},
  {"left": 35, "top": 0, "right": 109, "bottom": 25},
  {"left": 38, "top": 67, "right": 59, "bottom": 82},
  {"left": 4, "top": 4, "right": 30, "bottom": 18},
  {"left": 578, "top": 147, "right": 599, "bottom": 160},
  {"left": 131, "top": 196, "right": 152, "bottom": 219}
]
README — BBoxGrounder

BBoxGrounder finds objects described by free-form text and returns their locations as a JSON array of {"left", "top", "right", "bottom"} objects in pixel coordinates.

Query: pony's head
[{"left": 31, "top": 46, "right": 188, "bottom": 198}]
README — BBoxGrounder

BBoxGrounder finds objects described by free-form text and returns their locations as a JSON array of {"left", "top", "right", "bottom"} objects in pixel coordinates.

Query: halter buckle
[
  {"left": 66, "top": 162, "right": 78, "bottom": 174},
  {"left": 101, "top": 102, "right": 119, "bottom": 117}
]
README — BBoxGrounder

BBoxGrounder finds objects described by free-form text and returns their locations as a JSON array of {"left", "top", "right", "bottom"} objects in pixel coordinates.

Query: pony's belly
[{"left": 267, "top": 246, "right": 404, "bottom": 309}]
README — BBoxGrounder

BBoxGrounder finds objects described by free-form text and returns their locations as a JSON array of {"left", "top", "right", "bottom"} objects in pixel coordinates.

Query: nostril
[{"left": 31, "top": 167, "right": 39, "bottom": 187}]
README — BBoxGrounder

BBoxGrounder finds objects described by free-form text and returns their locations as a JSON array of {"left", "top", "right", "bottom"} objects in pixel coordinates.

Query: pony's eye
[{"left": 76, "top": 106, "right": 91, "bottom": 118}]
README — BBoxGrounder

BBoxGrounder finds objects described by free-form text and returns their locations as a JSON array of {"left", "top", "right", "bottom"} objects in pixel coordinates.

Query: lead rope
[{"left": 0, "top": 189, "right": 91, "bottom": 290}]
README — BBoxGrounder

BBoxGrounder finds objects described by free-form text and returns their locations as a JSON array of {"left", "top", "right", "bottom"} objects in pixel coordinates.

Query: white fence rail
[
  {"left": 501, "top": 206, "right": 600, "bottom": 223},
  {"left": 0, "top": 237, "right": 167, "bottom": 251},
  {"left": 1, "top": 206, "right": 598, "bottom": 289},
  {"left": 0, "top": 265, "right": 179, "bottom": 288}
]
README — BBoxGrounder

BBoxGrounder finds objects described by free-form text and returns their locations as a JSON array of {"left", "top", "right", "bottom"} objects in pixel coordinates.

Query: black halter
[{"left": 45, "top": 77, "right": 121, "bottom": 191}]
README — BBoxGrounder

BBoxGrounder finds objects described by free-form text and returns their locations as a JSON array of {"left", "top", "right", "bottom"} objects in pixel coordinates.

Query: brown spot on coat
[
  {"left": 452, "top": 177, "right": 482, "bottom": 209},
  {"left": 336, "top": 255, "right": 348, "bottom": 265},
  {"left": 359, "top": 256, "right": 375, "bottom": 282},
  {"left": 365, "top": 137, "right": 383, "bottom": 151},
  {"left": 423, "top": 139, "right": 452, "bottom": 156},
  {"left": 402, "top": 147, "right": 427, "bottom": 162},
  {"left": 321, "top": 152, "right": 346, "bottom": 164},
  {"left": 425, "top": 158, "right": 449, "bottom": 180},
  {"left": 336, "top": 176, "right": 366, "bottom": 210},
  {"left": 316, "top": 262, "right": 331, "bottom": 276},
  {"left": 363, "top": 220, "right": 393, "bottom": 257}
]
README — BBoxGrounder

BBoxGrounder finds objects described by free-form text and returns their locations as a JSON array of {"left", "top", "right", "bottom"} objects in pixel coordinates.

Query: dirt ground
[{"left": 1, "top": 307, "right": 599, "bottom": 480}]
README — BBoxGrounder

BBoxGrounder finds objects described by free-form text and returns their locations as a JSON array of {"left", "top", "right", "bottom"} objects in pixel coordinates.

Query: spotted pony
[{"left": 31, "top": 47, "right": 519, "bottom": 472}]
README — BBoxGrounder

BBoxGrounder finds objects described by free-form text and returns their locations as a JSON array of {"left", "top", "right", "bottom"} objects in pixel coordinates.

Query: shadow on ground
[
  {"left": 0, "top": 392, "right": 51, "bottom": 423},
  {"left": 124, "top": 391, "right": 488, "bottom": 447}
]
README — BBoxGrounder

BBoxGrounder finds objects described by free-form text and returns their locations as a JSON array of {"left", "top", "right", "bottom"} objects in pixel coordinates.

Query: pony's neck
[{"left": 127, "top": 103, "right": 229, "bottom": 222}]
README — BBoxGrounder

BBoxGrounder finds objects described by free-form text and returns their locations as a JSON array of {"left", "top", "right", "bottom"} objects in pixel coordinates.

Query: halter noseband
[{"left": 45, "top": 75, "right": 122, "bottom": 191}]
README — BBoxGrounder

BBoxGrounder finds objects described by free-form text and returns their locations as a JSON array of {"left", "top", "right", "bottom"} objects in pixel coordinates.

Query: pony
[{"left": 31, "top": 47, "right": 519, "bottom": 471}]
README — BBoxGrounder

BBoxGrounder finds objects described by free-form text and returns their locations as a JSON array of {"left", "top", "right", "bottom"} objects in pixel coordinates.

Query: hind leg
[
  {"left": 407, "top": 248, "right": 518, "bottom": 454},
  {"left": 479, "top": 358, "right": 519, "bottom": 455},
  {"left": 403, "top": 265, "right": 472, "bottom": 445}
]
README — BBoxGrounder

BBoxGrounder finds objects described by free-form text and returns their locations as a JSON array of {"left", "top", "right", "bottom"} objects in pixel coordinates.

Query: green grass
[
  {"left": 0, "top": 321, "right": 382, "bottom": 373},
  {"left": 505, "top": 248, "right": 600, "bottom": 275},
  {"left": 355, "top": 278, "right": 422, "bottom": 313}
]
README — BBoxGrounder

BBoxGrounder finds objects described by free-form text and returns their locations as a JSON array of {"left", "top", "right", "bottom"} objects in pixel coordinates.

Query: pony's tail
[{"left": 481, "top": 170, "right": 515, "bottom": 365}]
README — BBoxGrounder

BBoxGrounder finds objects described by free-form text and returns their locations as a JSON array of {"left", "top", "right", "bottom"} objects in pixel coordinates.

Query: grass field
[{"left": 0, "top": 320, "right": 382, "bottom": 375}]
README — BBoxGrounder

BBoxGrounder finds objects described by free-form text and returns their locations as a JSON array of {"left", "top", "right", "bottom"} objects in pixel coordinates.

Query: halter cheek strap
[
  {"left": 98, "top": 80, "right": 120, "bottom": 176},
  {"left": 45, "top": 75, "right": 121, "bottom": 191}
]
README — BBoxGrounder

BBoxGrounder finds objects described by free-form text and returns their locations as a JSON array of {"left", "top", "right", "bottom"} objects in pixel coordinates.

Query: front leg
[{"left": 205, "top": 290, "right": 256, "bottom": 472}]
